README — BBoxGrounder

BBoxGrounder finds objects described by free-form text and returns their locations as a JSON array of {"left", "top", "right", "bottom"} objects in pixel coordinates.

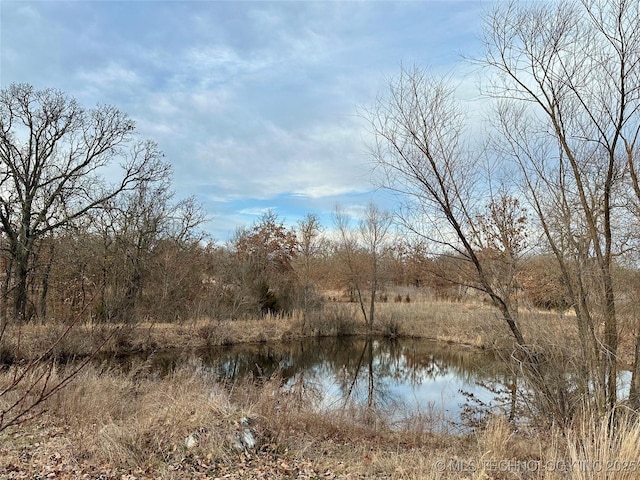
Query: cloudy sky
[{"left": 1, "top": 1, "right": 488, "bottom": 241}]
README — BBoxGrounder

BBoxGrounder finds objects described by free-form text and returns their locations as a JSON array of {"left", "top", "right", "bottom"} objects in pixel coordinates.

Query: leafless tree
[
  {"left": 295, "top": 213, "right": 325, "bottom": 321},
  {"left": 89, "top": 174, "right": 205, "bottom": 322},
  {"left": 0, "top": 83, "right": 169, "bottom": 322},
  {"left": 480, "top": 0, "right": 640, "bottom": 411},
  {"left": 333, "top": 206, "right": 368, "bottom": 325},
  {"left": 366, "top": 66, "right": 527, "bottom": 346},
  {"left": 360, "top": 203, "right": 393, "bottom": 331},
  {"left": 333, "top": 203, "right": 392, "bottom": 331}
]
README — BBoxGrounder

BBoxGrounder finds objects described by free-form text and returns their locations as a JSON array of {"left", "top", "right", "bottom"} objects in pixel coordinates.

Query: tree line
[{"left": 0, "top": 81, "right": 580, "bottom": 328}]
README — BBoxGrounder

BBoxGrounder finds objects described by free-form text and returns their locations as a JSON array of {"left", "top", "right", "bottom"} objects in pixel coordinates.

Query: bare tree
[
  {"left": 90, "top": 174, "right": 205, "bottom": 322},
  {"left": 367, "top": 66, "right": 526, "bottom": 346},
  {"left": 480, "top": 0, "right": 640, "bottom": 412},
  {"left": 295, "top": 213, "right": 325, "bottom": 320},
  {"left": 333, "top": 203, "right": 392, "bottom": 332},
  {"left": 333, "top": 206, "right": 368, "bottom": 324},
  {"left": 0, "top": 83, "right": 169, "bottom": 322},
  {"left": 360, "top": 203, "right": 393, "bottom": 331}
]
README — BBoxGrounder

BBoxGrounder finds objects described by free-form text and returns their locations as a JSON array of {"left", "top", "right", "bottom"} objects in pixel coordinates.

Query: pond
[{"left": 109, "top": 337, "right": 515, "bottom": 431}]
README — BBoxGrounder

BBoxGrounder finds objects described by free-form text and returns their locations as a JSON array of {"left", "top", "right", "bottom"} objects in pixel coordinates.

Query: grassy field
[
  {"left": 3, "top": 295, "right": 591, "bottom": 360},
  {"left": 2, "top": 296, "right": 640, "bottom": 478}
]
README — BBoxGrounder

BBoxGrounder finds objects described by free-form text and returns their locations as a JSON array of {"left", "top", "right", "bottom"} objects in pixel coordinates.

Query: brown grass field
[
  {"left": 2, "top": 296, "right": 640, "bottom": 479},
  {"left": 5, "top": 295, "right": 596, "bottom": 360}
]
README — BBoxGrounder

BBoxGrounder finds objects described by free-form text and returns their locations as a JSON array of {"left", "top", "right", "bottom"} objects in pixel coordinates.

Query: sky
[{"left": 0, "top": 0, "right": 489, "bottom": 242}]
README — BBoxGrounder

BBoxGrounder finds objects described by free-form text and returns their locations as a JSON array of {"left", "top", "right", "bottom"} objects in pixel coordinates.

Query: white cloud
[
  {"left": 182, "top": 45, "right": 271, "bottom": 85},
  {"left": 76, "top": 62, "right": 145, "bottom": 101},
  {"left": 2, "top": 0, "right": 488, "bottom": 240},
  {"left": 238, "top": 207, "right": 276, "bottom": 217},
  {"left": 185, "top": 116, "right": 373, "bottom": 203}
]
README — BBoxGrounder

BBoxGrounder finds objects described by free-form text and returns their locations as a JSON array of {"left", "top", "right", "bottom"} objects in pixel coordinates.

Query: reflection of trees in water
[
  {"left": 202, "top": 338, "right": 508, "bottom": 424},
  {"left": 119, "top": 337, "right": 502, "bottom": 383},
  {"left": 324, "top": 339, "right": 507, "bottom": 425},
  {"left": 336, "top": 338, "right": 395, "bottom": 424},
  {"left": 401, "top": 341, "right": 503, "bottom": 384},
  {"left": 104, "top": 337, "right": 508, "bottom": 424}
]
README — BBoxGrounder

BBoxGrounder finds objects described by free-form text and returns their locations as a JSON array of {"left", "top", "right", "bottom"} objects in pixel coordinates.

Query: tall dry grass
[
  {"left": 560, "top": 412, "right": 640, "bottom": 480},
  {"left": 4, "top": 356, "right": 640, "bottom": 478},
  {"left": 46, "top": 363, "right": 256, "bottom": 468},
  {"left": 2, "top": 292, "right": 587, "bottom": 366},
  {"left": 4, "top": 292, "right": 640, "bottom": 478}
]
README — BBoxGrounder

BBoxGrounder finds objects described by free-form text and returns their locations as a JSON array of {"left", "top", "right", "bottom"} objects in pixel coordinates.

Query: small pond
[{"left": 107, "top": 337, "right": 516, "bottom": 431}]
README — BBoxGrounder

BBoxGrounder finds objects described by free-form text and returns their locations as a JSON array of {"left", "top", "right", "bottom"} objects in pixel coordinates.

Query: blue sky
[{"left": 1, "top": 1, "right": 488, "bottom": 242}]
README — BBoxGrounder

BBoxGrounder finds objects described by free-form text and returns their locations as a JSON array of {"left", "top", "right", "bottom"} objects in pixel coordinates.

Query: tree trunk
[
  {"left": 1, "top": 256, "right": 13, "bottom": 322},
  {"left": 368, "top": 254, "right": 377, "bottom": 333},
  {"left": 13, "top": 245, "right": 29, "bottom": 322},
  {"left": 629, "top": 318, "right": 640, "bottom": 410},
  {"left": 38, "top": 242, "right": 55, "bottom": 322},
  {"left": 599, "top": 257, "right": 618, "bottom": 410}
]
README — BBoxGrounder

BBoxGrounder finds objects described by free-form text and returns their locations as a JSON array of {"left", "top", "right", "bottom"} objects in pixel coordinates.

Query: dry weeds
[
  {"left": 5, "top": 295, "right": 584, "bottom": 362},
  {"left": 3, "top": 364, "right": 640, "bottom": 479},
  {"left": 2, "top": 295, "right": 639, "bottom": 478}
]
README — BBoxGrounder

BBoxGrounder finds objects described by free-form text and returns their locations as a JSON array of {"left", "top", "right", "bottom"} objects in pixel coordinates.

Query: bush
[
  {"left": 382, "top": 318, "right": 401, "bottom": 338},
  {"left": 306, "top": 304, "right": 357, "bottom": 337}
]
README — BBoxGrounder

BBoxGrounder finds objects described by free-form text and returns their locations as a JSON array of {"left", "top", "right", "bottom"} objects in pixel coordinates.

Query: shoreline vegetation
[
  {"left": 4, "top": 293, "right": 638, "bottom": 369},
  {"left": 3, "top": 296, "right": 640, "bottom": 479}
]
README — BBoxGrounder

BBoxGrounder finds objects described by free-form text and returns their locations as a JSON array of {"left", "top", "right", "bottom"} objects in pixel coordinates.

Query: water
[{"left": 109, "top": 337, "right": 513, "bottom": 431}]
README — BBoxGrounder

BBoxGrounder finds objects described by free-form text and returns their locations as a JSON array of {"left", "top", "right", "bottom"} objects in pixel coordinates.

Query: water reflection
[{"left": 110, "top": 337, "right": 512, "bottom": 430}]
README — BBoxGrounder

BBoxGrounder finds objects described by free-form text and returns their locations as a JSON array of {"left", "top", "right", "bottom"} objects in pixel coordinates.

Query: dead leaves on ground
[{"left": 0, "top": 431, "right": 376, "bottom": 479}]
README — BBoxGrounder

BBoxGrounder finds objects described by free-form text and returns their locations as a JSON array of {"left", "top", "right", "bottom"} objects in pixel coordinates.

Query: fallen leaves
[
  {"left": 1, "top": 414, "right": 403, "bottom": 479},
  {"left": 1, "top": 425, "right": 337, "bottom": 480}
]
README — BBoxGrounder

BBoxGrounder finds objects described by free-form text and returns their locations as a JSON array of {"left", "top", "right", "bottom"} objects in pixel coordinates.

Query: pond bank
[
  {"left": 3, "top": 300, "right": 559, "bottom": 361},
  {"left": 5, "top": 297, "right": 637, "bottom": 372},
  {"left": 3, "top": 299, "right": 640, "bottom": 478},
  {"left": 3, "top": 361, "right": 640, "bottom": 479}
]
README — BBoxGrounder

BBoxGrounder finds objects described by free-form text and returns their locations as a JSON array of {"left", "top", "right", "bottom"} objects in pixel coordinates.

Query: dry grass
[
  {"left": 560, "top": 413, "right": 640, "bottom": 480},
  {"left": 2, "top": 363, "right": 261, "bottom": 474},
  {"left": 0, "top": 291, "right": 592, "bottom": 365},
  {"left": 0, "top": 363, "right": 461, "bottom": 478},
  {"left": 0, "top": 362, "right": 479, "bottom": 477},
  {"left": 373, "top": 299, "right": 505, "bottom": 346},
  {"left": 4, "top": 293, "right": 640, "bottom": 477},
  {"left": 3, "top": 363, "right": 640, "bottom": 479}
]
